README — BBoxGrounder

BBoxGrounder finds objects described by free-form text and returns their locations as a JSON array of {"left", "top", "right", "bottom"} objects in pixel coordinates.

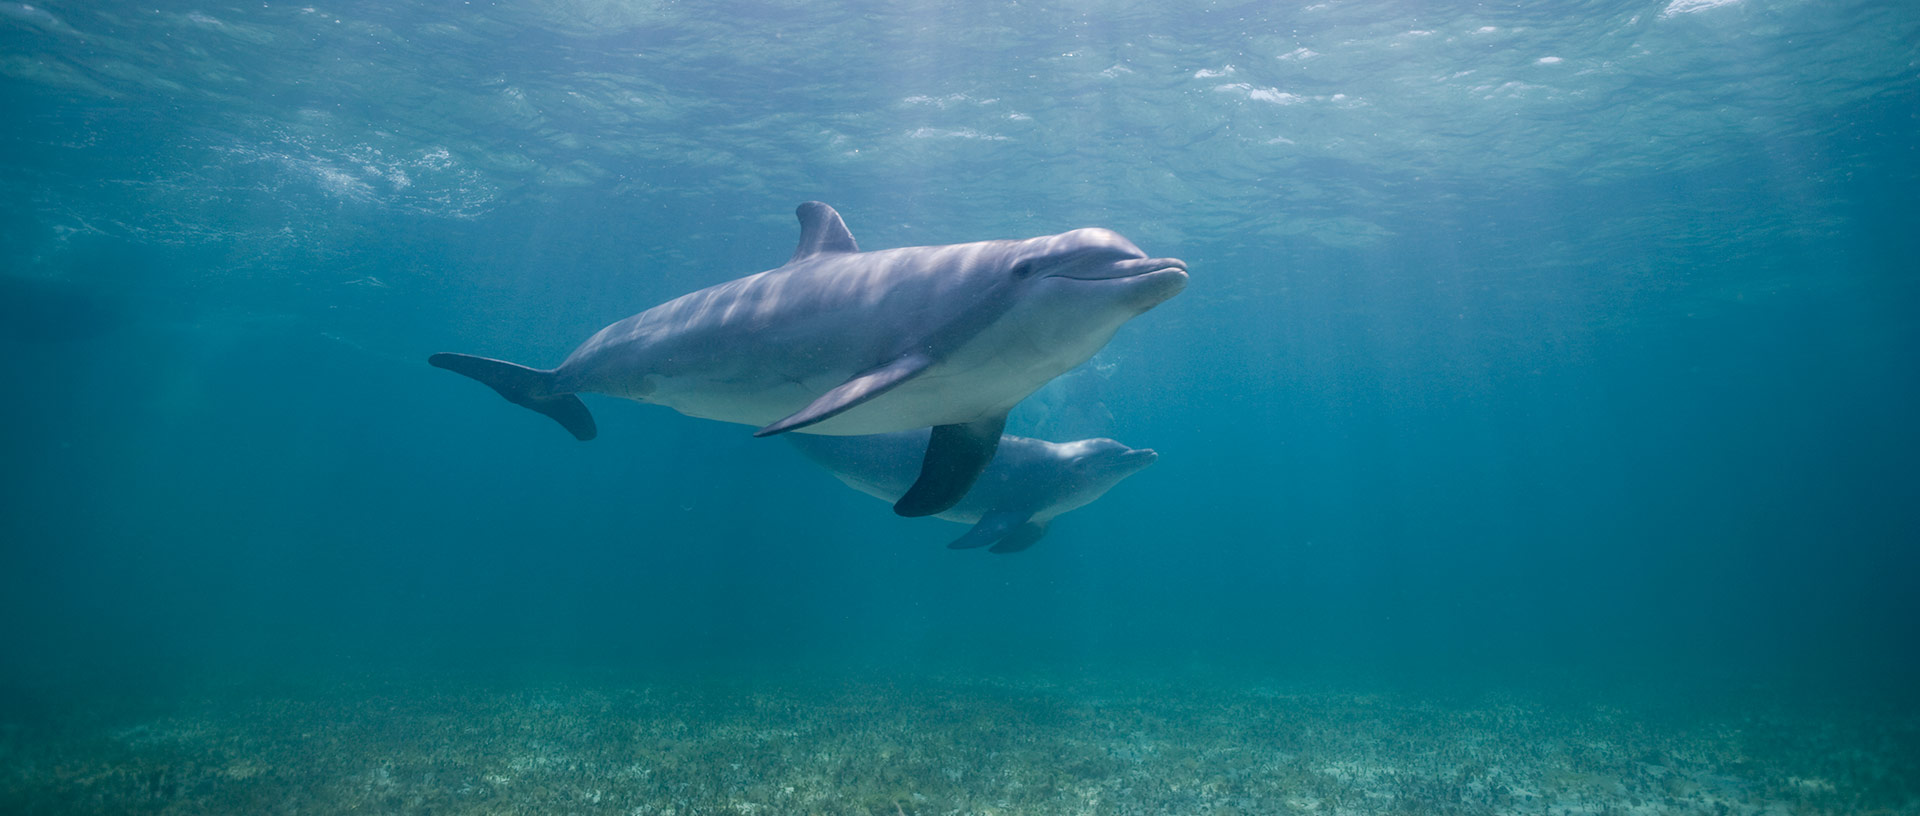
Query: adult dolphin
[
  {"left": 789, "top": 430, "right": 1158, "bottom": 553},
  {"left": 430, "top": 202, "right": 1186, "bottom": 517}
]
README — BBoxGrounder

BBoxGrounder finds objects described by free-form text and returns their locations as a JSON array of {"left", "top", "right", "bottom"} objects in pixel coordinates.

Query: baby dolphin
[
  {"left": 789, "top": 430, "right": 1159, "bottom": 553},
  {"left": 430, "top": 202, "right": 1186, "bottom": 517}
]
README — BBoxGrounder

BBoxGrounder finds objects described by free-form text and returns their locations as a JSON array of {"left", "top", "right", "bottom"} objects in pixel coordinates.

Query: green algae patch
[{"left": 1, "top": 673, "right": 1914, "bottom": 816}]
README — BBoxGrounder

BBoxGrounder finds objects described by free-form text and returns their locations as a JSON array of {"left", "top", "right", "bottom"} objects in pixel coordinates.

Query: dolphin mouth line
[{"left": 1053, "top": 257, "right": 1188, "bottom": 282}]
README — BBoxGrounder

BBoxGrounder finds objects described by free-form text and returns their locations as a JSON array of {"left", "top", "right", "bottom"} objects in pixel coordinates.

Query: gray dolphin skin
[
  {"left": 430, "top": 202, "right": 1186, "bottom": 517},
  {"left": 789, "top": 430, "right": 1158, "bottom": 553}
]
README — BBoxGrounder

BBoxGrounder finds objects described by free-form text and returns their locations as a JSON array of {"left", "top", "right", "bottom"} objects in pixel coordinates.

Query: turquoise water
[{"left": 2, "top": 1, "right": 1916, "bottom": 813}]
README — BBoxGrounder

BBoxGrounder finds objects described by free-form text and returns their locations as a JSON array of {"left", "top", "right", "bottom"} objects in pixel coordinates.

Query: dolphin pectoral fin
[
  {"left": 894, "top": 412, "right": 1008, "bottom": 518},
  {"left": 428, "top": 352, "right": 597, "bottom": 441},
  {"left": 988, "top": 522, "right": 1049, "bottom": 554},
  {"left": 946, "top": 511, "right": 1031, "bottom": 550},
  {"left": 753, "top": 354, "right": 933, "bottom": 437},
  {"left": 788, "top": 201, "right": 860, "bottom": 262}
]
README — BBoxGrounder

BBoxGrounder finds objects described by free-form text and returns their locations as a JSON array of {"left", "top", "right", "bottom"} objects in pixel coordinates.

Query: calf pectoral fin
[
  {"left": 754, "top": 354, "right": 933, "bottom": 437},
  {"left": 895, "top": 413, "right": 1007, "bottom": 518},
  {"left": 947, "top": 510, "right": 1033, "bottom": 550},
  {"left": 988, "top": 521, "right": 1049, "bottom": 554}
]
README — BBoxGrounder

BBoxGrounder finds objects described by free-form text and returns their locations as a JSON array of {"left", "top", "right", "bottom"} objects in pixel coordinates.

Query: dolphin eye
[{"left": 1011, "top": 260, "right": 1039, "bottom": 279}]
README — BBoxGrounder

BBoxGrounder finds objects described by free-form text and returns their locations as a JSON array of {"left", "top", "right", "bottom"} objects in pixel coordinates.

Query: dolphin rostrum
[
  {"left": 789, "top": 430, "right": 1159, "bottom": 553},
  {"left": 430, "top": 202, "right": 1186, "bottom": 517}
]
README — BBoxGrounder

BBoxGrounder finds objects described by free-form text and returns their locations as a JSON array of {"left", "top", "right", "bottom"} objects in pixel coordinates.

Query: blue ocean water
[{"left": 2, "top": 0, "right": 1917, "bottom": 813}]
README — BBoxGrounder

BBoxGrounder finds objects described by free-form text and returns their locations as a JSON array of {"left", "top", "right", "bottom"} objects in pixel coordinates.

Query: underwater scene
[{"left": 2, "top": 0, "right": 1916, "bottom": 814}]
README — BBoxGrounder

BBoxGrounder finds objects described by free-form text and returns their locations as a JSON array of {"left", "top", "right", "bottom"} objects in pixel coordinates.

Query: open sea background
[{"left": 2, "top": 1, "right": 1917, "bottom": 813}]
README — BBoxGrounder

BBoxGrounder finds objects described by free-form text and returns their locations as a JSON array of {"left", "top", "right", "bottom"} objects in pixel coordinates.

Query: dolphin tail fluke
[
  {"left": 894, "top": 412, "right": 1007, "bottom": 518},
  {"left": 428, "top": 352, "right": 597, "bottom": 441}
]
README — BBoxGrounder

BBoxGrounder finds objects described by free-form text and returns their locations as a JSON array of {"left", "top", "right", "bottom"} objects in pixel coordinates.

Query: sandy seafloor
[{"left": 1, "top": 667, "right": 1914, "bottom": 816}]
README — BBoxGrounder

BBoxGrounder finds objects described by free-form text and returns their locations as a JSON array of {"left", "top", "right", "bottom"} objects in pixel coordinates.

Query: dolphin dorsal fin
[{"left": 790, "top": 201, "right": 860, "bottom": 263}]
